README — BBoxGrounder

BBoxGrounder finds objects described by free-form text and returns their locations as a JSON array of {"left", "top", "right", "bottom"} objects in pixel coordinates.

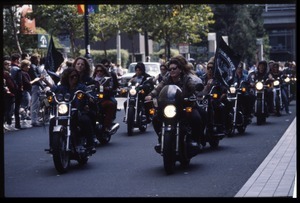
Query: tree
[
  {"left": 29, "top": 5, "right": 84, "bottom": 57},
  {"left": 210, "top": 4, "right": 269, "bottom": 65},
  {"left": 3, "top": 5, "right": 23, "bottom": 55},
  {"left": 120, "top": 4, "right": 214, "bottom": 60}
]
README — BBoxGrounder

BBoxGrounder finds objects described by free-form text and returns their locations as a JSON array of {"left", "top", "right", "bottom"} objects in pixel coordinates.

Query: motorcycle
[
  {"left": 196, "top": 82, "right": 227, "bottom": 147},
  {"left": 38, "top": 86, "right": 51, "bottom": 124},
  {"left": 150, "top": 84, "right": 204, "bottom": 174},
  {"left": 44, "top": 90, "right": 95, "bottom": 174},
  {"left": 87, "top": 77, "right": 120, "bottom": 145},
  {"left": 227, "top": 81, "right": 251, "bottom": 135},
  {"left": 121, "top": 77, "right": 153, "bottom": 136},
  {"left": 253, "top": 79, "right": 270, "bottom": 125},
  {"left": 271, "top": 76, "right": 283, "bottom": 116},
  {"left": 282, "top": 73, "right": 295, "bottom": 103}
]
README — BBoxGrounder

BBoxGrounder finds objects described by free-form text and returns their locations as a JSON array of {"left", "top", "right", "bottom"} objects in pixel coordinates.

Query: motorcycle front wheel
[
  {"left": 99, "top": 132, "right": 111, "bottom": 145},
  {"left": 127, "top": 107, "right": 135, "bottom": 136},
  {"left": 237, "top": 112, "right": 246, "bottom": 134},
  {"left": 163, "top": 132, "right": 176, "bottom": 175},
  {"left": 52, "top": 132, "right": 70, "bottom": 174}
]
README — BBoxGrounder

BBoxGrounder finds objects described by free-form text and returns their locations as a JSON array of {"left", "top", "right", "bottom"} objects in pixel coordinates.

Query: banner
[
  {"left": 213, "top": 36, "right": 240, "bottom": 87},
  {"left": 44, "top": 36, "right": 64, "bottom": 84},
  {"left": 77, "top": 5, "right": 100, "bottom": 14}
]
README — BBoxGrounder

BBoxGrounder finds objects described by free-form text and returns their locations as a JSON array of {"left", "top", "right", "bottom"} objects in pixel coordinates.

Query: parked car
[{"left": 119, "top": 62, "right": 161, "bottom": 87}]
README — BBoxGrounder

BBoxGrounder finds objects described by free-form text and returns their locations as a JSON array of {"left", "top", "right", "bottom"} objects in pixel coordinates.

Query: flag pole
[{"left": 84, "top": 4, "right": 91, "bottom": 59}]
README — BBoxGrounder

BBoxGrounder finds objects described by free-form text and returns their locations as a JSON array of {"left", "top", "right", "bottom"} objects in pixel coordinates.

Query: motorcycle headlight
[
  {"left": 129, "top": 88, "right": 137, "bottom": 96},
  {"left": 284, "top": 77, "right": 290, "bottom": 83},
  {"left": 163, "top": 105, "right": 176, "bottom": 118},
  {"left": 229, "top": 86, "right": 236, "bottom": 94},
  {"left": 255, "top": 82, "right": 264, "bottom": 91},
  {"left": 58, "top": 104, "right": 68, "bottom": 114},
  {"left": 273, "top": 80, "right": 280, "bottom": 86}
]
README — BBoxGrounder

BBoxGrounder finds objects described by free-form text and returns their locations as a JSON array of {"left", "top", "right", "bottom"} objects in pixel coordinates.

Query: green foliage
[{"left": 210, "top": 4, "right": 267, "bottom": 65}]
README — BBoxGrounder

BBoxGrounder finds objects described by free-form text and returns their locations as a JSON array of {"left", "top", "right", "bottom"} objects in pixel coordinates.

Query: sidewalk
[{"left": 235, "top": 117, "right": 297, "bottom": 198}]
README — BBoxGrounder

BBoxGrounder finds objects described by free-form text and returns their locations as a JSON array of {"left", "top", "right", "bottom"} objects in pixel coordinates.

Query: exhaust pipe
[{"left": 110, "top": 123, "right": 120, "bottom": 133}]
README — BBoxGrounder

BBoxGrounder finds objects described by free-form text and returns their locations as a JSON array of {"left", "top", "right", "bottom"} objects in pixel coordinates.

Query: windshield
[{"left": 128, "top": 63, "right": 159, "bottom": 73}]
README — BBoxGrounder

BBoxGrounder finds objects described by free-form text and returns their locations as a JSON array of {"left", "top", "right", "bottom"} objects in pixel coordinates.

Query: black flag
[
  {"left": 213, "top": 36, "right": 240, "bottom": 87},
  {"left": 44, "top": 36, "right": 64, "bottom": 84}
]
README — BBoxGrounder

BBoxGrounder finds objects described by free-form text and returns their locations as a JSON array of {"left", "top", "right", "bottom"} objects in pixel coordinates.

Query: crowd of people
[{"left": 3, "top": 52, "right": 297, "bottom": 151}]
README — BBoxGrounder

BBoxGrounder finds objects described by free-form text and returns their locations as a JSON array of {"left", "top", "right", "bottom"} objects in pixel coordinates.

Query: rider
[
  {"left": 248, "top": 60, "right": 271, "bottom": 116},
  {"left": 228, "top": 62, "right": 255, "bottom": 123},
  {"left": 153, "top": 64, "right": 169, "bottom": 84},
  {"left": 268, "top": 62, "right": 290, "bottom": 115},
  {"left": 199, "top": 57, "right": 232, "bottom": 134},
  {"left": 92, "top": 63, "right": 117, "bottom": 132},
  {"left": 73, "top": 56, "right": 100, "bottom": 144},
  {"left": 101, "top": 59, "right": 119, "bottom": 117},
  {"left": 124, "top": 62, "right": 155, "bottom": 123},
  {"left": 43, "top": 67, "right": 96, "bottom": 154},
  {"left": 145, "top": 55, "right": 204, "bottom": 150}
]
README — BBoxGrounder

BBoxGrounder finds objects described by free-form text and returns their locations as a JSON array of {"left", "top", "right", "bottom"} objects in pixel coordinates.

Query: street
[{"left": 3, "top": 99, "right": 296, "bottom": 198}]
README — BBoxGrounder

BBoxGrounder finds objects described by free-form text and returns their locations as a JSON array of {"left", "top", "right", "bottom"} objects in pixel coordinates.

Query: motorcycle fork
[
  {"left": 124, "top": 94, "right": 130, "bottom": 122},
  {"left": 54, "top": 106, "right": 72, "bottom": 152},
  {"left": 134, "top": 95, "right": 139, "bottom": 123},
  {"left": 255, "top": 91, "right": 265, "bottom": 113},
  {"left": 273, "top": 88, "right": 282, "bottom": 109},
  {"left": 160, "top": 122, "right": 180, "bottom": 155}
]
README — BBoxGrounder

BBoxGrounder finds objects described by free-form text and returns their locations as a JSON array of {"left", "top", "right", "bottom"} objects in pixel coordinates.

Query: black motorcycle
[
  {"left": 38, "top": 86, "right": 51, "bottom": 124},
  {"left": 44, "top": 90, "right": 95, "bottom": 174},
  {"left": 253, "top": 79, "right": 270, "bottom": 125},
  {"left": 271, "top": 76, "right": 283, "bottom": 116},
  {"left": 196, "top": 83, "right": 228, "bottom": 147},
  {"left": 227, "top": 81, "right": 251, "bottom": 135},
  {"left": 121, "top": 77, "right": 152, "bottom": 136},
  {"left": 87, "top": 78, "right": 120, "bottom": 145},
  {"left": 151, "top": 84, "right": 203, "bottom": 174}
]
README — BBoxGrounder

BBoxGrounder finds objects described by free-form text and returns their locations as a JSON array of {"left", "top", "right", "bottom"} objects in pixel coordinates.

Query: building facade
[{"left": 262, "top": 4, "right": 296, "bottom": 61}]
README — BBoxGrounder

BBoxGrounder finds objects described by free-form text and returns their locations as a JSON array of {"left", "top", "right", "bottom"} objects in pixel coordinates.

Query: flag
[
  {"left": 88, "top": 5, "right": 100, "bottom": 14},
  {"left": 77, "top": 5, "right": 99, "bottom": 14},
  {"left": 44, "top": 36, "right": 64, "bottom": 84},
  {"left": 213, "top": 36, "right": 241, "bottom": 87},
  {"left": 77, "top": 4, "right": 84, "bottom": 14}
]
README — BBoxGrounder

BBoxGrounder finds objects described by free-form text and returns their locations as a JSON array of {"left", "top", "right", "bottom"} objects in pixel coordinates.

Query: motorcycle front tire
[
  {"left": 127, "top": 107, "right": 135, "bottom": 136},
  {"left": 52, "top": 132, "right": 70, "bottom": 174},
  {"left": 163, "top": 132, "right": 176, "bottom": 175}
]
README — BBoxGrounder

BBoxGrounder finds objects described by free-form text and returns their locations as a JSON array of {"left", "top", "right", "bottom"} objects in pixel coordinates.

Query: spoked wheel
[
  {"left": 179, "top": 139, "right": 190, "bottom": 168},
  {"left": 209, "top": 137, "right": 219, "bottom": 148},
  {"left": 224, "top": 112, "right": 234, "bottom": 137},
  {"left": 127, "top": 107, "right": 135, "bottom": 136},
  {"left": 77, "top": 155, "right": 89, "bottom": 165},
  {"left": 52, "top": 132, "right": 70, "bottom": 174},
  {"left": 163, "top": 132, "right": 176, "bottom": 175},
  {"left": 237, "top": 113, "right": 246, "bottom": 134},
  {"left": 39, "top": 104, "right": 50, "bottom": 124},
  {"left": 99, "top": 132, "right": 111, "bottom": 145},
  {"left": 138, "top": 111, "right": 147, "bottom": 132}
]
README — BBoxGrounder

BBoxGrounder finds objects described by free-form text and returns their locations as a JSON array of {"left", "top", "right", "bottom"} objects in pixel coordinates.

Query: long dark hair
[
  {"left": 60, "top": 67, "right": 79, "bottom": 87},
  {"left": 72, "top": 56, "right": 91, "bottom": 82}
]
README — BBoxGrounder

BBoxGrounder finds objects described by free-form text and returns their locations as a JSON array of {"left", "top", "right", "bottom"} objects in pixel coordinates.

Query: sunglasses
[
  {"left": 169, "top": 66, "right": 178, "bottom": 71},
  {"left": 96, "top": 69, "right": 104, "bottom": 72},
  {"left": 207, "top": 66, "right": 213, "bottom": 70}
]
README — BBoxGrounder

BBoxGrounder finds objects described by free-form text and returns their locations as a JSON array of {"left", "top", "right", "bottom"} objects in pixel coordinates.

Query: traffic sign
[
  {"left": 38, "top": 34, "right": 49, "bottom": 49},
  {"left": 179, "top": 43, "right": 189, "bottom": 54}
]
